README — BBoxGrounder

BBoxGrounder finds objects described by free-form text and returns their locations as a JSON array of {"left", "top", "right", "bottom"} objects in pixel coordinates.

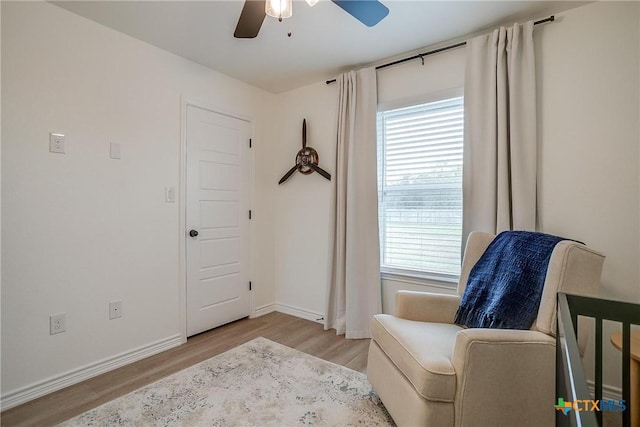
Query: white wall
[
  {"left": 269, "top": 47, "right": 467, "bottom": 319},
  {"left": 270, "top": 81, "right": 338, "bottom": 320},
  {"left": 377, "top": 45, "right": 466, "bottom": 108},
  {"left": 537, "top": 0, "right": 639, "bottom": 304},
  {"left": 1, "top": 1, "right": 275, "bottom": 406},
  {"left": 535, "top": 0, "right": 640, "bottom": 393},
  {"left": 270, "top": 0, "right": 639, "bottom": 392}
]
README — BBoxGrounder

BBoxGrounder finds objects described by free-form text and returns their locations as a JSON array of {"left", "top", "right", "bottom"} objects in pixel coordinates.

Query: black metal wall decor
[{"left": 278, "top": 119, "right": 331, "bottom": 185}]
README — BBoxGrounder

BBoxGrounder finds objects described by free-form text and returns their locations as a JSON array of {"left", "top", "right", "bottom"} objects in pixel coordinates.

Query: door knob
[{"left": 189, "top": 229, "right": 199, "bottom": 237}]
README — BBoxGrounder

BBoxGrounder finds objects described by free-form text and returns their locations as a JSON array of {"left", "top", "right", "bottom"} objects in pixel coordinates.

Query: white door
[{"left": 186, "top": 105, "right": 251, "bottom": 337}]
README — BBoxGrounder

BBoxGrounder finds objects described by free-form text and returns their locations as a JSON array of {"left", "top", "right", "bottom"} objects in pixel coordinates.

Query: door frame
[{"left": 179, "top": 97, "right": 254, "bottom": 342}]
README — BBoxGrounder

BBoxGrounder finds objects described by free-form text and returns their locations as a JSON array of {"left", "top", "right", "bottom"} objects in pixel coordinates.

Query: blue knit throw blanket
[{"left": 454, "top": 231, "right": 567, "bottom": 330}]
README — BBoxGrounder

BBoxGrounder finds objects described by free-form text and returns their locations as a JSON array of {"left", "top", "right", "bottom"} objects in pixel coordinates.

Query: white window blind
[{"left": 377, "top": 96, "right": 463, "bottom": 278}]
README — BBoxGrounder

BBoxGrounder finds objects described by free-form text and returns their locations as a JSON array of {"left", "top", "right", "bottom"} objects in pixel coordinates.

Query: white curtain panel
[
  {"left": 324, "top": 67, "right": 381, "bottom": 339},
  {"left": 462, "top": 21, "right": 537, "bottom": 245}
]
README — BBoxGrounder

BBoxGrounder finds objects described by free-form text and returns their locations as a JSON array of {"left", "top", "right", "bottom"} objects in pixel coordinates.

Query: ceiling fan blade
[
  {"left": 278, "top": 165, "right": 299, "bottom": 185},
  {"left": 308, "top": 163, "right": 331, "bottom": 181},
  {"left": 331, "top": 0, "right": 389, "bottom": 27},
  {"left": 234, "top": 0, "right": 266, "bottom": 39},
  {"left": 302, "top": 118, "right": 307, "bottom": 149}
]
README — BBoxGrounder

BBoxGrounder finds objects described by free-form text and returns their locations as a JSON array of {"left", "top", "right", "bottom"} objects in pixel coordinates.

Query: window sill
[{"left": 380, "top": 269, "right": 458, "bottom": 291}]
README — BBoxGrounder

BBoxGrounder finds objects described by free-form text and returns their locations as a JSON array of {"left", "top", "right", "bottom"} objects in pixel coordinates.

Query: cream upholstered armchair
[{"left": 367, "top": 231, "right": 605, "bottom": 427}]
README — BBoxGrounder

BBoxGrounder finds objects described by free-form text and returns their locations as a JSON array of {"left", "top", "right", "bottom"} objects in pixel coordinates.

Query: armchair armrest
[
  {"left": 395, "top": 290, "right": 461, "bottom": 323},
  {"left": 454, "top": 328, "right": 556, "bottom": 347},
  {"left": 451, "top": 329, "right": 556, "bottom": 426}
]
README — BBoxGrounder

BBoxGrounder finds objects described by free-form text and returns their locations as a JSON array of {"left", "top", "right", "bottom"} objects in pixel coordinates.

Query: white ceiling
[{"left": 52, "top": 0, "right": 586, "bottom": 93}]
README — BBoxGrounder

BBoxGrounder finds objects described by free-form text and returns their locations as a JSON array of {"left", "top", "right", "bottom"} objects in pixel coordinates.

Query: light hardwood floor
[{"left": 1, "top": 312, "right": 371, "bottom": 427}]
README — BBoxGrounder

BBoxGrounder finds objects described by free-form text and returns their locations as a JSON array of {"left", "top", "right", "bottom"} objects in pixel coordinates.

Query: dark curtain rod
[{"left": 326, "top": 15, "right": 555, "bottom": 85}]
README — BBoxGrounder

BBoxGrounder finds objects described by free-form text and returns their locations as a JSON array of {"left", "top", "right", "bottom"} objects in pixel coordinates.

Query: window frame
[{"left": 377, "top": 87, "right": 464, "bottom": 288}]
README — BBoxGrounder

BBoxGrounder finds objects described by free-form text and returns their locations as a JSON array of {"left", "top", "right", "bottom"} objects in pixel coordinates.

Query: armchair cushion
[
  {"left": 371, "top": 314, "right": 462, "bottom": 402},
  {"left": 396, "top": 291, "right": 461, "bottom": 323}
]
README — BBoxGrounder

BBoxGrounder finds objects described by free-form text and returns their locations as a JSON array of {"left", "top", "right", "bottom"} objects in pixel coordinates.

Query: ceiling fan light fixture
[
  {"left": 265, "top": 0, "right": 293, "bottom": 21},
  {"left": 305, "top": 0, "right": 319, "bottom": 6}
]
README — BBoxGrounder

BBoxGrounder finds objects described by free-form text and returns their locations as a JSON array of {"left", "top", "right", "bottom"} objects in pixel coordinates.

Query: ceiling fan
[{"left": 234, "top": 0, "right": 389, "bottom": 39}]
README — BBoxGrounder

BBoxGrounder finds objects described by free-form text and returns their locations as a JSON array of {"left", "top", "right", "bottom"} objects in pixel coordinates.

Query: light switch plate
[
  {"left": 165, "top": 187, "right": 176, "bottom": 203},
  {"left": 49, "top": 133, "right": 65, "bottom": 154},
  {"left": 110, "top": 142, "right": 121, "bottom": 159}
]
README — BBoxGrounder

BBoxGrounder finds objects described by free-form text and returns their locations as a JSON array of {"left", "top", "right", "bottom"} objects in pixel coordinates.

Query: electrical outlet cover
[
  {"left": 49, "top": 133, "right": 65, "bottom": 154},
  {"left": 50, "top": 313, "right": 66, "bottom": 335}
]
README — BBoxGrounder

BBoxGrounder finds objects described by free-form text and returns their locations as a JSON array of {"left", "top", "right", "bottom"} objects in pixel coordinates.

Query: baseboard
[
  {"left": 252, "top": 303, "right": 277, "bottom": 318},
  {"left": 4, "top": 306, "right": 323, "bottom": 410},
  {"left": 273, "top": 303, "right": 325, "bottom": 324},
  {"left": 1, "top": 334, "right": 183, "bottom": 411},
  {"left": 251, "top": 302, "right": 324, "bottom": 324},
  {"left": 586, "top": 380, "right": 622, "bottom": 401}
]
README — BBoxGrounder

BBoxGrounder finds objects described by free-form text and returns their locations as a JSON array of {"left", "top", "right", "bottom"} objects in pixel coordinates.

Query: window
[{"left": 377, "top": 95, "right": 464, "bottom": 280}]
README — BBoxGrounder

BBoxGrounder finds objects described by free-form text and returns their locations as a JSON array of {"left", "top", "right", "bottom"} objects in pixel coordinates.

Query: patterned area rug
[{"left": 59, "top": 337, "right": 394, "bottom": 426}]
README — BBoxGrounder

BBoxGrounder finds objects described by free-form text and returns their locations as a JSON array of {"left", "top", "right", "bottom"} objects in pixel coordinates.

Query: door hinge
[
  {"left": 249, "top": 281, "right": 252, "bottom": 291},
  {"left": 249, "top": 138, "right": 252, "bottom": 148},
  {"left": 249, "top": 210, "right": 252, "bottom": 220}
]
